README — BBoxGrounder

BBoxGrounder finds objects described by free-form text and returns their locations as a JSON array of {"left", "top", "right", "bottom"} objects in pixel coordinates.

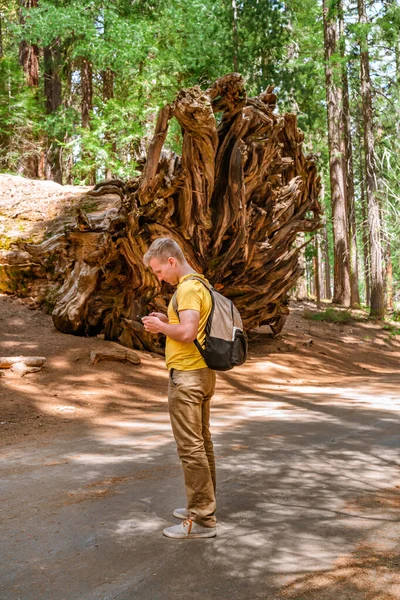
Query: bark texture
[
  {"left": 102, "top": 68, "right": 116, "bottom": 180},
  {"left": 22, "top": 75, "right": 322, "bottom": 352},
  {"left": 339, "top": 2, "right": 360, "bottom": 307},
  {"left": 44, "top": 41, "right": 63, "bottom": 184},
  {"left": 323, "top": 0, "right": 351, "bottom": 306},
  {"left": 18, "top": 0, "right": 40, "bottom": 179},
  {"left": 80, "top": 57, "right": 96, "bottom": 185},
  {"left": 358, "top": 0, "right": 384, "bottom": 318},
  {"left": 19, "top": 0, "right": 39, "bottom": 88}
]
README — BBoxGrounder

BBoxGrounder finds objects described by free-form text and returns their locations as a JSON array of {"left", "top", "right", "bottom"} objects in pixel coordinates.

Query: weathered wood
[
  {"left": 90, "top": 348, "right": 141, "bottom": 366},
  {"left": 0, "top": 356, "right": 46, "bottom": 368},
  {"left": 18, "top": 74, "right": 322, "bottom": 352},
  {"left": 10, "top": 362, "right": 42, "bottom": 377}
]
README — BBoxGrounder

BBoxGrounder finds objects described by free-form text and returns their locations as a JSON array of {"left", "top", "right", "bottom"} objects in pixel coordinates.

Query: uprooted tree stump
[{"left": 22, "top": 74, "right": 322, "bottom": 354}]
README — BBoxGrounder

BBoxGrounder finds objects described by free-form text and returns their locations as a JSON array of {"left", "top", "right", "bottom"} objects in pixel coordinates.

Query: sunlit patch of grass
[
  {"left": 389, "top": 310, "right": 400, "bottom": 323},
  {"left": 383, "top": 323, "right": 400, "bottom": 338},
  {"left": 303, "top": 307, "right": 354, "bottom": 324}
]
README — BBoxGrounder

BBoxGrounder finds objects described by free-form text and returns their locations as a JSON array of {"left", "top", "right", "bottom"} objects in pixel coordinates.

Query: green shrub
[
  {"left": 383, "top": 324, "right": 400, "bottom": 337},
  {"left": 390, "top": 310, "right": 400, "bottom": 323},
  {"left": 303, "top": 307, "right": 354, "bottom": 324}
]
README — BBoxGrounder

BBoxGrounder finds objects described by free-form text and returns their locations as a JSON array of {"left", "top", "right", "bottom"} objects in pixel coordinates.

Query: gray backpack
[{"left": 172, "top": 276, "right": 247, "bottom": 371}]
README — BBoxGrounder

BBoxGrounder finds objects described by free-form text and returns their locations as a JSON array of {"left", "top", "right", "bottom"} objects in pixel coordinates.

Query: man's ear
[{"left": 168, "top": 256, "right": 176, "bottom": 267}]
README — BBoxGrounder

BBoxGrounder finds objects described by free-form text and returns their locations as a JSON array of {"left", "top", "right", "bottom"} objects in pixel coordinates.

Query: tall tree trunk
[
  {"left": 322, "top": 0, "right": 351, "bottom": 306},
  {"left": 323, "top": 223, "right": 332, "bottom": 300},
  {"left": 305, "top": 258, "right": 311, "bottom": 298},
  {"left": 81, "top": 58, "right": 96, "bottom": 185},
  {"left": 63, "top": 65, "right": 74, "bottom": 184},
  {"left": 358, "top": 0, "right": 384, "bottom": 318},
  {"left": 18, "top": 0, "right": 40, "bottom": 178},
  {"left": 397, "top": 34, "right": 400, "bottom": 83},
  {"left": 102, "top": 68, "right": 116, "bottom": 180},
  {"left": 19, "top": 0, "right": 39, "bottom": 88},
  {"left": 318, "top": 234, "right": 324, "bottom": 300},
  {"left": 231, "top": 0, "right": 239, "bottom": 71},
  {"left": 393, "top": 0, "right": 400, "bottom": 137},
  {"left": 386, "top": 241, "right": 393, "bottom": 311},
  {"left": 292, "top": 233, "right": 308, "bottom": 300},
  {"left": 319, "top": 181, "right": 332, "bottom": 301},
  {"left": 313, "top": 234, "right": 321, "bottom": 308},
  {"left": 0, "top": 13, "right": 3, "bottom": 59},
  {"left": 81, "top": 58, "right": 93, "bottom": 130},
  {"left": 44, "top": 41, "right": 62, "bottom": 183},
  {"left": 360, "top": 156, "right": 370, "bottom": 306},
  {"left": 339, "top": 1, "right": 360, "bottom": 307}
]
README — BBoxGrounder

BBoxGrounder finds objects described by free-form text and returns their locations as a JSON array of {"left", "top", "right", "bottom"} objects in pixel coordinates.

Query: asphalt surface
[{"left": 1, "top": 375, "right": 400, "bottom": 600}]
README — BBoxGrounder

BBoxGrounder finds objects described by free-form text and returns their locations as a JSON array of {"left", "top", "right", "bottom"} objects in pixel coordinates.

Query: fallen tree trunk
[
  {"left": 21, "top": 74, "right": 322, "bottom": 352},
  {"left": 0, "top": 356, "right": 46, "bottom": 368},
  {"left": 90, "top": 348, "right": 141, "bottom": 366}
]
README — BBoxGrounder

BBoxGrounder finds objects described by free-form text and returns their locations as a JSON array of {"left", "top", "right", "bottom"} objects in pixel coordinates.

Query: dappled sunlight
[
  {"left": 246, "top": 360, "right": 292, "bottom": 374},
  {"left": 1, "top": 340, "right": 40, "bottom": 350},
  {"left": 280, "top": 543, "right": 400, "bottom": 600},
  {"left": 285, "top": 385, "right": 400, "bottom": 410},
  {"left": 64, "top": 452, "right": 149, "bottom": 465},
  {"left": 2, "top": 296, "right": 400, "bottom": 600},
  {"left": 114, "top": 514, "right": 167, "bottom": 538},
  {"left": 212, "top": 523, "right": 348, "bottom": 578},
  {"left": 210, "top": 399, "right": 340, "bottom": 434},
  {"left": 43, "top": 404, "right": 92, "bottom": 419},
  {"left": 195, "top": 401, "right": 400, "bottom": 586},
  {"left": 94, "top": 419, "right": 171, "bottom": 431}
]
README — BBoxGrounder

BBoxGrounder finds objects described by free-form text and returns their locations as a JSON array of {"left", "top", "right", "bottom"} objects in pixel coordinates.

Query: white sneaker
[
  {"left": 163, "top": 519, "right": 216, "bottom": 539},
  {"left": 173, "top": 507, "right": 189, "bottom": 520}
]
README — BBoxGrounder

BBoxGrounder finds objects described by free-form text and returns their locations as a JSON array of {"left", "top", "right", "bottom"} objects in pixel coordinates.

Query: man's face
[{"left": 149, "top": 257, "right": 179, "bottom": 285}]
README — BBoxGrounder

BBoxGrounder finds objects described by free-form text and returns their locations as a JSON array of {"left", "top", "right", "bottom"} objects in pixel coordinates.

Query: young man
[{"left": 142, "top": 237, "right": 217, "bottom": 539}]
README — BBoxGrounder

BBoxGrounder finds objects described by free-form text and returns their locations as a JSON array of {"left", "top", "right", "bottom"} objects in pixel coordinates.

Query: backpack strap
[
  {"left": 182, "top": 275, "right": 213, "bottom": 292},
  {"left": 172, "top": 276, "right": 213, "bottom": 317}
]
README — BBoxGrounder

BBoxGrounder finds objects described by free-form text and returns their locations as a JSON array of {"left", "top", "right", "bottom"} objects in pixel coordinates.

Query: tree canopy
[{"left": 1, "top": 0, "right": 399, "bottom": 312}]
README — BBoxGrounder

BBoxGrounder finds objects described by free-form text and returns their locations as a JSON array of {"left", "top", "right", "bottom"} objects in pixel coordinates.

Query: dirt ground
[{"left": 1, "top": 293, "right": 400, "bottom": 600}]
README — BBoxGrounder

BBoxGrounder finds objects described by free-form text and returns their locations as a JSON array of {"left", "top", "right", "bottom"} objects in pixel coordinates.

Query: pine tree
[
  {"left": 358, "top": 0, "right": 385, "bottom": 318},
  {"left": 322, "top": 0, "right": 351, "bottom": 306}
]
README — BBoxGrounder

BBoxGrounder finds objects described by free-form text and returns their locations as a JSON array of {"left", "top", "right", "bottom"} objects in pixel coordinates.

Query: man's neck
[{"left": 176, "top": 262, "right": 196, "bottom": 281}]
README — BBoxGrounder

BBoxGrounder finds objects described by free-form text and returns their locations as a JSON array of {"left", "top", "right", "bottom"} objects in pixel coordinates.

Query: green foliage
[
  {"left": 391, "top": 310, "right": 400, "bottom": 323},
  {"left": 0, "top": 57, "right": 44, "bottom": 172},
  {"left": 1, "top": 0, "right": 301, "bottom": 183},
  {"left": 303, "top": 307, "right": 355, "bottom": 324},
  {"left": 0, "top": 0, "right": 399, "bottom": 307},
  {"left": 382, "top": 323, "right": 400, "bottom": 337}
]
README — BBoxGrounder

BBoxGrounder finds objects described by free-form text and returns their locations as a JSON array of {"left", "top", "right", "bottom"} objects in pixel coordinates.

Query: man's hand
[
  {"left": 142, "top": 315, "right": 164, "bottom": 333},
  {"left": 142, "top": 309, "right": 200, "bottom": 343},
  {"left": 148, "top": 312, "right": 168, "bottom": 323}
]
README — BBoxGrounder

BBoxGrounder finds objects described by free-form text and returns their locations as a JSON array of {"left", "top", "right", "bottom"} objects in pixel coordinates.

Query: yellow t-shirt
[{"left": 165, "top": 273, "right": 212, "bottom": 371}]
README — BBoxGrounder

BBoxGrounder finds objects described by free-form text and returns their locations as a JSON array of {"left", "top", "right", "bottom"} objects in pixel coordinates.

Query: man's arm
[{"left": 142, "top": 310, "right": 200, "bottom": 343}]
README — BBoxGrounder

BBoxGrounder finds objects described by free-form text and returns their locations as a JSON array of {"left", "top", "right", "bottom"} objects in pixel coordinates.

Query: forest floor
[{"left": 1, "top": 293, "right": 400, "bottom": 600}]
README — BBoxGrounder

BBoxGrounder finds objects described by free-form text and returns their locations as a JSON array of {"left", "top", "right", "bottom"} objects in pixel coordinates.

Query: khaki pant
[{"left": 168, "top": 367, "right": 216, "bottom": 528}]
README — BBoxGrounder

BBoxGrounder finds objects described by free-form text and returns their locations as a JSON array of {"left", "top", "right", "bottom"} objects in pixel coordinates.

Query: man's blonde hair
[{"left": 143, "top": 237, "right": 185, "bottom": 267}]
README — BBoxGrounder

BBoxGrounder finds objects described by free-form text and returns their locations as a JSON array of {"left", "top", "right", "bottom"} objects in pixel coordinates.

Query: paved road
[{"left": 1, "top": 373, "right": 400, "bottom": 600}]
